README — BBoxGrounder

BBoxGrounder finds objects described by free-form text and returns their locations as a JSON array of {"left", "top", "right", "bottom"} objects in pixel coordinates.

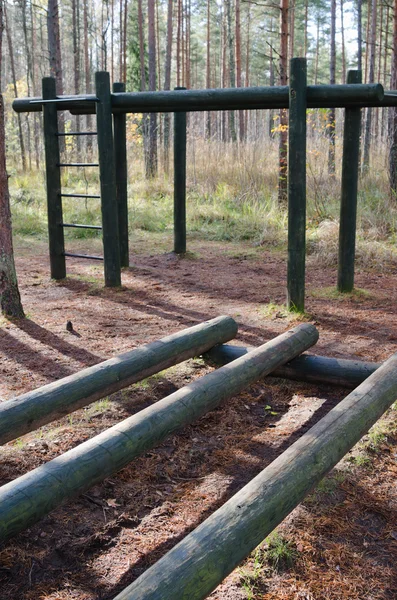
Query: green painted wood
[
  {"left": 0, "top": 316, "right": 237, "bottom": 446},
  {"left": 174, "top": 87, "right": 187, "bottom": 254},
  {"left": 338, "top": 71, "right": 362, "bottom": 293},
  {"left": 96, "top": 72, "right": 121, "bottom": 286},
  {"left": 204, "top": 344, "right": 380, "bottom": 388},
  {"left": 12, "top": 83, "right": 385, "bottom": 116},
  {"left": 0, "top": 323, "right": 318, "bottom": 543},
  {"left": 287, "top": 58, "right": 307, "bottom": 312},
  {"left": 42, "top": 78, "right": 65, "bottom": 279},
  {"left": 115, "top": 350, "right": 397, "bottom": 600},
  {"left": 113, "top": 82, "right": 129, "bottom": 268}
]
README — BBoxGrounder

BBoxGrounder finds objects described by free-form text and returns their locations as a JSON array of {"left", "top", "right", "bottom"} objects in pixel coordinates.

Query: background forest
[{"left": 3, "top": 0, "right": 397, "bottom": 268}]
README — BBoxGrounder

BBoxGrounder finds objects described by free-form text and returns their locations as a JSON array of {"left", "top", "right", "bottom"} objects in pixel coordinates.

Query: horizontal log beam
[
  {"left": 12, "top": 83, "right": 386, "bottom": 115},
  {"left": 0, "top": 316, "right": 238, "bottom": 446},
  {"left": 115, "top": 351, "right": 397, "bottom": 600},
  {"left": 204, "top": 345, "right": 380, "bottom": 388},
  {"left": 0, "top": 323, "right": 318, "bottom": 543}
]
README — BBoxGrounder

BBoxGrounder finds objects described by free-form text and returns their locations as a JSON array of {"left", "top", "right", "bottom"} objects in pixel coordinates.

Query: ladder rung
[
  {"left": 60, "top": 194, "right": 101, "bottom": 199},
  {"left": 62, "top": 223, "right": 102, "bottom": 230},
  {"left": 64, "top": 252, "right": 104, "bottom": 261},
  {"left": 56, "top": 131, "right": 98, "bottom": 136},
  {"left": 57, "top": 163, "right": 99, "bottom": 167}
]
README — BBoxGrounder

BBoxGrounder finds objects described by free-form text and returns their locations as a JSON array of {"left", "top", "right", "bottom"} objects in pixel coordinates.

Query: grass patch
[
  {"left": 309, "top": 286, "right": 373, "bottom": 301},
  {"left": 264, "top": 532, "right": 298, "bottom": 572},
  {"left": 258, "top": 302, "right": 313, "bottom": 322}
]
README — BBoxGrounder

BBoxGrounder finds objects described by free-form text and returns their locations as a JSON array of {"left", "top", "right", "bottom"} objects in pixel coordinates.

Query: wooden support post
[
  {"left": 338, "top": 70, "right": 362, "bottom": 292},
  {"left": 174, "top": 87, "right": 187, "bottom": 254},
  {"left": 287, "top": 58, "right": 307, "bottom": 312},
  {"left": 0, "top": 316, "right": 238, "bottom": 446},
  {"left": 113, "top": 82, "right": 129, "bottom": 267},
  {"left": 0, "top": 323, "right": 318, "bottom": 542},
  {"left": 116, "top": 350, "right": 397, "bottom": 600},
  {"left": 42, "top": 77, "right": 65, "bottom": 279},
  {"left": 96, "top": 72, "right": 121, "bottom": 286},
  {"left": 204, "top": 344, "right": 380, "bottom": 388}
]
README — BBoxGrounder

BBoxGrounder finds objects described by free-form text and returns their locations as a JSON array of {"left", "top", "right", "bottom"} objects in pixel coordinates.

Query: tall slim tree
[
  {"left": 328, "top": 0, "right": 336, "bottom": 175},
  {"left": 362, "top": 0, "right": 377, "bottom": 170},
  {"left": 148, "top": 0, "right": 158, "bottom": 176},
  {"left": 163, "top": 0, "right": 173, "bottom": 172},
  {"left": 389, "top": 0, "right": 397, "bottom": 196},
  {"left": 278, "top": 0, "right": 289, "bottom": 203},
  {"left": 0, "top": 0, "right": 24, "bottom": 318},
  {"left": 47, "top": 0, "right": 65, "bottom": 141}
]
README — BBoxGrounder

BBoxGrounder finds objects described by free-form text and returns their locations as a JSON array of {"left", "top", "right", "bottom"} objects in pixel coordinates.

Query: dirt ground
[{"left": 0, "top": 233, "right": 396, "bottom": 600}]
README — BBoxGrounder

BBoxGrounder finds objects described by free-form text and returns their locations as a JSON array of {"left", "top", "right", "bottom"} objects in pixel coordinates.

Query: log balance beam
[
  {"left": 0, "top": 323, "right": 318, "bottom": 543},
  {"left": 204, "top": 344, "right": 380, "bottom": 388},
  {"left": 114, "top": 350, "right": 397, "bottom": 600},
  {"left": 0, "top": 316, "right": 238, "bottom": 446}
]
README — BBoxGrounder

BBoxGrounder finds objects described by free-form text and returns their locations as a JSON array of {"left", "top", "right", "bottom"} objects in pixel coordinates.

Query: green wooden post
[
  {"left": 287, "top": 58, "right": 307, "bottom": 312},
  {"left": 338, "top": 70, "right": 362, "bottom": 292},
  {"left": 113, "top": 82, "right": 129, "bottom": 267},
  {"left": 96, "top": 72, "right": 121, "bottom": 286},
  {"left": 42, "top": 78, "right": 66, "bottom": 279},
  {"left": 174, "top": 87, "right": 187, "bottom": 254}
]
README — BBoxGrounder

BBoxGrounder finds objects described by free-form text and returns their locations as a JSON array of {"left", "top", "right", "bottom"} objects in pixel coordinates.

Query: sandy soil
[{"left": 0, "top": 234, "right": 396, "bottom": 600}]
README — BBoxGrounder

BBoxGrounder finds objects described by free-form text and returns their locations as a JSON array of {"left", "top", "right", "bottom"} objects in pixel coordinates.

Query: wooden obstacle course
[
  {"left": 114, "top": 350, "right": 397, "bottom": 600},
  {"left": 0, "top": 316, "right": 237, "bottom": 446},
  {"left": 204, "top": 344, "right": 380, "bottom": 388},
  {"left": 12, "top": 60, "right": 396, "bottom": 307},
  {"left": 0, "top": 323, "right": 318, "bottom": 543}
]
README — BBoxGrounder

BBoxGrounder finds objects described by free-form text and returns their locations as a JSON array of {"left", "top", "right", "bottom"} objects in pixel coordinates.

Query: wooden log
[
  {"left": 337, "top": 70, "right": 362, "bottom": 293},
  {"left": 96, "top": 71, "right": 121, "bottom": 287},
  {"left": 42, "top": 77, "right": 65, "bottom": 280},
  {"left": 115, "top": 350, "right": 397, "bottom": 600},
  {"left": 0, "top": 316, "right": 238, "bottom": 446},
  {"left": 12, "top": 83, "right": 385, "bottom": 116},
  {"left": 287, "top": 58, "right": 307, "bottom": 312},
  {"left": 203, "top": 345, "right": 380, "bottom": 388},
  {"left": 0, "top": 323, "right": 318, "bottom": 543},
  {"left": 173, "top": 87, "right": 187, "bottom": 254}
]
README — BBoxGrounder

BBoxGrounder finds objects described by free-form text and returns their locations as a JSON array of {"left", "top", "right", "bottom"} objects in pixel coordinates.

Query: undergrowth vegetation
[{"left": 8, "top": 137, "right": 397, "bottom": 268}]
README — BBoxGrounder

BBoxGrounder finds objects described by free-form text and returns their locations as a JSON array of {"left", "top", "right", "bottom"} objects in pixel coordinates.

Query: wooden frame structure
[{"left": 13, "top": 58, "right": 397, "bottom": 307}]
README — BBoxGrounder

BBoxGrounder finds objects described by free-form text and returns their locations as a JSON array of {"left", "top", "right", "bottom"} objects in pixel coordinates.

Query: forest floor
[{"left": 0, "top": 232, "right": 396, "bottom": 600}]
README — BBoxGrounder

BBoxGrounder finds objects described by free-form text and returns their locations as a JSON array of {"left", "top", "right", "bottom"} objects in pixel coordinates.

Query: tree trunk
[
  {"left": 340, "top": 0, "right": 346, "bottom": 83},
  {"left": 4, "top": 2, "right": 26, "bottom": 170},
  {"left": 163, "top": 0, "right": 173, "bottom": 173},
  {"left": 357, "top": 0, "right": 362, "bottom": 71},
  {"left": 47, "top": 0, "right": 65, "bottom": 143},
  {"left": 226, "top": 0, "right": 236, "bottom": 142},
  {"left": 148, "top": 0, "right": 158, "bottom": 177},
  {"left": 328, "top": 0, "right": 336, "bottom": 175},
  {"left": 389, "top": 0, "right": 397, "bottom": 197},
  {"left": 206, "top": 0, "right": 211, "bottom": 138},
  {"left": 72, "top": 0, "right": 81, "bottom": 158},
  {"left": 278, "top": 0, "right": 289, "bottom": 204},
  {"left": 235, "top": 0, "right": 244, "bottom": 141},
  {"left": 362, "top": 0, "right": 377, "bottom": 171},
  {"left": 83, "top": 0, "right": 93, "bottom": 157},
  {"left": 0, "top": 2, "right": 24, "bottom": 319}
]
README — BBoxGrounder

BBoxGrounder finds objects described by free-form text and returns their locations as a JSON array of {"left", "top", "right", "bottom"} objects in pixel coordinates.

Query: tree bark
[
  {"left": 278, "top": 0, "right": 289, "bottom": 204},
  {"left": 235, "top": 0, "right": 244, "bottom": 140},
  {"left": 47, "top": 0, "right": 65, "bottom": 143},
  {"left": 163, "top": 0, "right": 173, "bottom": 172},
  {"left": 389, "top": 0, "right": 397, "bottom": 197},
  {"left": 328, "top": 0, "right": 336, "bottom": 175},
  {"left": 0, "top": 1, "right": 24, "bottom": 319},
  {"left": 4, "top": 2, "right": 26, "bottom": 170},
  {"left": 362, "top": 0, "right": 377, "bottom": 171},
  {"left": 226, "top": 0, "right": 236, "bottom": 142},
  {"left": 148, "top": 0, "right": 158, "bottom": 177}
]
